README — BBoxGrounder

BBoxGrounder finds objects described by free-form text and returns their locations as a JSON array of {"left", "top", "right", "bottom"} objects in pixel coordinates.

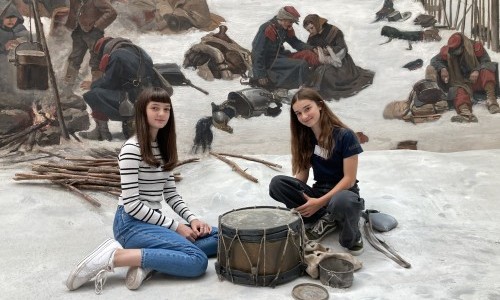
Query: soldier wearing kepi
[
  {"left": 61, "top": 0, "right": 117, "bottom": 98},
  {"left": 426, "top": 32, "right": 500, "bottom": 122},
  {"left": 251, "top": 6, "right": 317, "bottom": 90},
  {"left": 79, "top": 37, "right": 173, "bottom": 141}
]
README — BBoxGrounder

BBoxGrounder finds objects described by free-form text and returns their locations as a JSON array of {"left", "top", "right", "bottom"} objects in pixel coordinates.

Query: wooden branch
[
  {"left": 70, "top": 161, "right": 118, "bottom": 168},
  {"left": 29, "top": 167, "right": 119, "bottom": 181},
  {"left": 65, "top": 158, "right": 117, "bottom": 163},
  {"left": 215, "top": 152, "right": 282, "bottom": 169},
  {"left": 209, "top": 152, "right": 258, "bottom": 183},
  {"left": 0, "top": 119, "right": 50, "bottom": 148},
  {"left": 77, "top": 184, "right": 121, "bottom": 193},
  {"left": 33, "top": 163, "right": 92, "bottom": 172},
  {"left": 14, "top": 174, "right": 121, "bottom": 187},
  {"left": 107, "top": 190, "right": 121, "bottom": 197},
  {"left": 31, "top": 0, "right": 69, "bottom": 140},
  {"left": 25, "top": 131, "right": 36, "bottom": 152},
  {"left": 36, "top": 149, "right": 67, "bottom": 160},
  {"left": 62, "top": 178, "right": 121, "bottom": 187},
  {"left": 439, "top": 0, "right": 451, "bottom": 27},
  {"left": 15, "top": 173, "right": 71, "bottom": 180},
  {"left": 70, "top": 132, "right": 81, "bottom": 143},
  {"left": 6, "top": 135, "right": 27, "bottom": 153},
  {"left": 54, "top": 181, "right": 101, "bottom": 207},
  {"left": 31, "top": 166, "right": 120, "bottom": 180},
  {"left": 175, "top": 158, "right": 200, "bottom": 168}
]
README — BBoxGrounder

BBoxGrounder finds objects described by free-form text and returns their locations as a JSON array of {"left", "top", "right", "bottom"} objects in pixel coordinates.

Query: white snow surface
[{"left": 1, "top": 0, "right": 500, "bottom": 299}]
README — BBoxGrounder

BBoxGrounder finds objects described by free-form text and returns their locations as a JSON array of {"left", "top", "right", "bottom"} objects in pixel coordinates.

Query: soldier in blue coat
[
  {"left": 251, "top": 6, "right": 317, "bottom": 90},
  {"left": 79, "top": 37, "right": 172, "bottom": 141}
]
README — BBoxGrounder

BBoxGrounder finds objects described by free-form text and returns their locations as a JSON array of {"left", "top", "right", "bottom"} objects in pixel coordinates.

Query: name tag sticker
[{"left": 314, "top": 145, "right": 328, "bottom": 159}]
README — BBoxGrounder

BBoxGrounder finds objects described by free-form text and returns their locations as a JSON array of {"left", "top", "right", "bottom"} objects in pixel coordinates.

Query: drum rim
[
  {"left": 215, "top": 261, "right": 305, "bottom": 287},
  {"left": 218, "top": 206, "right": 302, "bottom": 240}
]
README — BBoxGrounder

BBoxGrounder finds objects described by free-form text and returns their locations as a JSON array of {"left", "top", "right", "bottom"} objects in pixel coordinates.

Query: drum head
[
  {"left": 219, "top": 206, "right": 302, "bottom": 242},
  {"left": 292, "top": 283, "right": 329, "bottom": 300}
]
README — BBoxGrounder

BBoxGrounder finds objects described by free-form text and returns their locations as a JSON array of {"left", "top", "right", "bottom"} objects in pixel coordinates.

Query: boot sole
[{"left": 66, "top": 238, "right": 115, "bottom": 291}]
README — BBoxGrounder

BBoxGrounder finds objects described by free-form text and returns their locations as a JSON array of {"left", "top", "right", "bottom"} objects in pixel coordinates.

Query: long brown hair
[
  {"left": 290, "top": 88, "right": 350, "bottom": 175},
  {"left": 134, "top": 87, "right": 178, "bottom": 171}
]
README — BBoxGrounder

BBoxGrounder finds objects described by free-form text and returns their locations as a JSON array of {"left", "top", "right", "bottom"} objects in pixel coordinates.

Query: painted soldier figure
[
  {"left": 79, "top": 37, "right": 172, "bottom": 141},
  {"left": 426, "top": 32, "right": 500, "bottom": 122},
  {"left": 62, "top": 0, "right": 117, "bottom": 97},
  {"left": 250, "top": 6, "right": 317, "bottom": 90}
]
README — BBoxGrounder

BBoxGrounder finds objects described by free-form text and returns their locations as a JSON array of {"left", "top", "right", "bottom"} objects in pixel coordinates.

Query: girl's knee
[
  {"left": 189, "top": 252, "right": 208, "bottom": 277},
  {"left": 269, "top": 175, "right": 289, "bottom": 197},
  {"left": 328, "top": 190, "right": 363, "bottom": 211},
  {"left": 269, "top": 175, "right": 286, "bottom": 189}
]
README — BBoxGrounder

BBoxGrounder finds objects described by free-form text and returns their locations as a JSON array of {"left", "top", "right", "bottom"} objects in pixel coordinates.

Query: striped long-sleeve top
[{"left": 117, "top": 137, "right": 198, "bottom": 230}]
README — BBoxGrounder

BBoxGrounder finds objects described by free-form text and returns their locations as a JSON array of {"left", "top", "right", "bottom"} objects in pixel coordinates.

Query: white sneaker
[
  {"left": 126, "top": 267, "right": 154, "bottom": 290},
  {"left": 66, "top": 238, "right": 122, "bottom": 293}
]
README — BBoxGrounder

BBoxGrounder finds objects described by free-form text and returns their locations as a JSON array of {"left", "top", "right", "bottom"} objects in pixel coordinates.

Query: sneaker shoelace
[
  {"left": 94, "top": 255, "right": 115, "bottom": 295},
  {"left": 94, "top": 268, "right": 110, "bottom": 295},
  {"left": 311, "top": 219, "right": 326, "bottom": 235}
]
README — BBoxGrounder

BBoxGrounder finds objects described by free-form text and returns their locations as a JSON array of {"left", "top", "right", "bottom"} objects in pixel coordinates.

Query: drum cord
[
  {"left": 291, "top": 208, "right": 307, "bottom": 264},
  {"left": 218, "top": 229, "right": 258, "bottom": 284},
  {"left": 217, "top": 208, "right": 306, "bottom": 286},
  {"left": 269, "top": 227, "right": 291, "bottom": 287}
]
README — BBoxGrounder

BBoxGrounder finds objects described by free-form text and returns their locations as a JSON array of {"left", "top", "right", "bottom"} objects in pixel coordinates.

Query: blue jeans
[{"left": 113, "top": 205, "right": 218, "bottom": 277}]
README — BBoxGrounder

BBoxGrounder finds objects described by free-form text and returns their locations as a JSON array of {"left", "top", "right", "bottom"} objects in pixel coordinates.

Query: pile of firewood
[
  {"left": 12, "top": 152, "right": 282, "bottom": 207},
  {"left": 13, "top": 157, "right": 198, "bottom": 207}
]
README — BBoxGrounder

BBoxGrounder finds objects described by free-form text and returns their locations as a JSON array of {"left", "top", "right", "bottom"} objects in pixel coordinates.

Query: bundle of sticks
[
  {"left": 13, "top": 152, "right": 282, "bottom": 208},
  {"left": 13, "top": 157, "right": 199, "bottom": 207}
]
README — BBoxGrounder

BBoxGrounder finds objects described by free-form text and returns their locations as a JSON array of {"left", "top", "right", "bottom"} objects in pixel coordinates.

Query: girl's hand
[
  {"left": 190, "top": 219, "right": 212, "bottom": 238},
  {"left": 296, "top": 193, "right": 323, "bottom": 217},
  {"left": 176, "top": 223, "right": 197, "bottom": 242}
]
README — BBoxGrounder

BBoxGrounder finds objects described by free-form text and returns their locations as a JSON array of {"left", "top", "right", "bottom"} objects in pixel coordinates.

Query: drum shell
[
  {"left": 412, "top": 79, "right": 445, "bottom": 104},
  {"left": 218, "top": 229, "right": 302, "bottom": 275},
  {"left": 216, "top": 206, "right": 304, "bottom": 286}
]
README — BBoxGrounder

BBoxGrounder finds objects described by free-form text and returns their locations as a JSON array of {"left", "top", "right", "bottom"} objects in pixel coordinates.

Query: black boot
[
  {"left": 79, "top": 119, "right": 112, "bottom": 141},
  {"left": 122, "top": 119, "right": 135, "bottom": 139}
]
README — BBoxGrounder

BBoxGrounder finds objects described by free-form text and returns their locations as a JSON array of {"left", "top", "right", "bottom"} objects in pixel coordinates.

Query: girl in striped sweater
[{"left": 66, "top": 87, "right": 218, "bottom": 294}]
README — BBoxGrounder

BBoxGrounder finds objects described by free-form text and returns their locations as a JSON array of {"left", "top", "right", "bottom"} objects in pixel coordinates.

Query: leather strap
[{"left": 362, "top": 211, "right": 411, "bottom": 268}]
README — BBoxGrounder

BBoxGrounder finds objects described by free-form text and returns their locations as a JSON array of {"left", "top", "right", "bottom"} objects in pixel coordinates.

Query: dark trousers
[
  {"left": 67, "top": 26, "right": 103, "bottom": 71},
  {"left": 269, "top": 174, "right": 365, "bottom": 248}
]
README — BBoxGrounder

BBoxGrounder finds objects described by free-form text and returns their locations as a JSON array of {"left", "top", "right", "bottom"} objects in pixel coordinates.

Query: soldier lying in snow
[{"left": 191, "top": 87, "right": 284, "bottom": 153}]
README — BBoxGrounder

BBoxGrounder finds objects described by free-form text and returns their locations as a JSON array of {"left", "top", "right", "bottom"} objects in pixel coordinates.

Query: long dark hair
[
  {"left": 290, "top": 88, "right": 350, "bottom": 175},
  {"left": 134, "top": 87, "right": 178, "bottom": 171}
]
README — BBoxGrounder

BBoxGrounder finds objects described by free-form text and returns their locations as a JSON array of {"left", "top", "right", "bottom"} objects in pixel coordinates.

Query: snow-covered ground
[{"left": 1, "top": 0, "right": 499, "bottom": 299}]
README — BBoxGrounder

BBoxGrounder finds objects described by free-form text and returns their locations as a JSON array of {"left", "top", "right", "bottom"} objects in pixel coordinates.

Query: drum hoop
[
  {"left": 218, "top": 206, "right": 302, "bottom": 242},
  {"left": 215, "top": 261, "right": 305, "bottom": 287}
]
